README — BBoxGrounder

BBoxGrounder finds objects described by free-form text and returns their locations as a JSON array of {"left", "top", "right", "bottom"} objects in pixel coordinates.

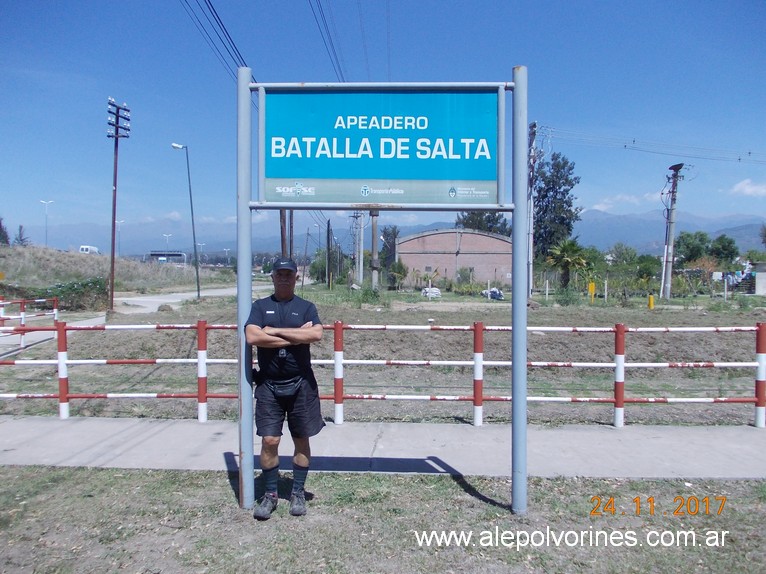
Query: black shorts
[{"left": 254, "top": 377, "right": 325, "bottom": 438}]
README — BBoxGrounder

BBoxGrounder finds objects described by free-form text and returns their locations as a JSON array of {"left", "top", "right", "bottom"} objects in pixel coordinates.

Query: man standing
[{"left": 245, "top": 258, "right": 325, "bottom": 520}]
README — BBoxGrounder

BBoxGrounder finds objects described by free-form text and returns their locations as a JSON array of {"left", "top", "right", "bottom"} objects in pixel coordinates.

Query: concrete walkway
[{"left": 1, "top": 415, "right": 764, "bottom": 479}]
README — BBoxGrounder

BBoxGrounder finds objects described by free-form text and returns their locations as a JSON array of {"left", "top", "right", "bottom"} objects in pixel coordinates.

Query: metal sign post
[{"left": 236, "top": 67, "right": 528, "bottom": 513}]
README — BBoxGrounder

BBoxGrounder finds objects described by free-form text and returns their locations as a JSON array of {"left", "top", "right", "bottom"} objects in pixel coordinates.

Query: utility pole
[
  {"left": 527, "top": 122, "right": 537, "bottom": 298},
  {"left": 326, "top": 220, "right": 332, "bottom": 286},
  {"left": 660, "top": 163, "right": 684, "bottom": 301},
  {"left": 107, "top": 98, "right": 130, "bottom": 312},
  {"left": 352, "top": 211, "right": 364, "bottom": 285},
  {"left": 370, "top": 210, "right": 380, "bottom": 290},
  {"left": 288, "top": 209, "right": 294, "bottom": 258},
  {"left": 279, "top": 209, "right": 288, "bottom": 257},
  {"left": 302, "top": 228, "right": 310, "bottom": 288}
]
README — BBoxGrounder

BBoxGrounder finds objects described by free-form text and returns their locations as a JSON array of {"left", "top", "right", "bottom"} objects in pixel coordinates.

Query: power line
[
  {"left": 307, "top": 0, "right": 347, "bottom": 81},
  {"left": 179, "top": 0, "right": 237, "bottom": 82},
  {"left": 385, "top": 0, "right": 391, "bottom": 81},
  {"left": 355, "top": 0, "right": 371, "bottom": 80},
  {"left": 539, "top": 125, "right": 766, "bottom": 165},
  {"left": 178, "top": 0, "right": 258, "bottom": 105},
  {"left": 203, "top": 0, "right": 248, "bottom": 67}
]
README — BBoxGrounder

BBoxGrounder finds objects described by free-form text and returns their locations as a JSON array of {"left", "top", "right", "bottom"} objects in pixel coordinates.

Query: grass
[
  {"left": 0, "top": 244, "right": 235, "bottom": 294},
  {"left": 0, "top": 466, "right": 763, "bottom": 573}
]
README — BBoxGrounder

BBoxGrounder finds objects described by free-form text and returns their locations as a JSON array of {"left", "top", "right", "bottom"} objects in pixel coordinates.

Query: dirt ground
[{"left": 1, "top": 296, "right": 764, "bottom": 427}]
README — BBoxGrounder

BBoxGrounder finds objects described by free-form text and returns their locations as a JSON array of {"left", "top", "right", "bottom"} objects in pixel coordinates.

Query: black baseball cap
[{"left": 272, "top": 258, "right": 298, "bottom": 273}]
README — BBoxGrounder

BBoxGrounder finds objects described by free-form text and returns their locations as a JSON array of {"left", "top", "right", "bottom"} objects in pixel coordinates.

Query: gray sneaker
[
  {"left": 253, "top": 492, "right": 278, "bottom": 520},
  {"left": 289, "top": 490, "right": 307, "bottom": 516}
]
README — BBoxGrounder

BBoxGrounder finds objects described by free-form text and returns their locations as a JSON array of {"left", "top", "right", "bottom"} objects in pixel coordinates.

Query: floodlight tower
[{"left": 660, "top": 163, "right": 684, "bottom": 300}]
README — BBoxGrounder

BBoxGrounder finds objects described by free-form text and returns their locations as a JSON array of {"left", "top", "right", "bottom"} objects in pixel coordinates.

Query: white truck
[{"left": 78, "top": 245, "right": 100, "bottom": 255}]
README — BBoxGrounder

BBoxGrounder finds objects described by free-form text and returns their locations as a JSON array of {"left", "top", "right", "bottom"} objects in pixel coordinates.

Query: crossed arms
[{"left": 245, "top": 321, "right": 323, "bottom": 348}]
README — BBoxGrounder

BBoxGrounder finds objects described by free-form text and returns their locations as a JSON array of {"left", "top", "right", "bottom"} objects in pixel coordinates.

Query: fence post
[
  {"left": 53, "top": 297, "right": 60, "bottom": 322},
  {"left": 19, "top": 301, "right": 26, "bottom": 348},
  {"left": 473, "top": 321, "right": 484, "bottom": 426},
  {"left": 333, "top": 321, "right": 344, "bottom": 425},
  {"left": 56, "top": 321, "right": 70, "bottom": 419},
  {"left": 613, "top": 323, "right": 625, "bottom": 428},
  {"left": 197, "top": 320, "right": 208, "bottom": 422},
  {"left": 756, "top": 322, "right": 765, "bottom": 428}
]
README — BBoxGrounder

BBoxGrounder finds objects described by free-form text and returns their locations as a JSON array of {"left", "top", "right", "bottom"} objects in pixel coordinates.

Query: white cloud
[
  {"left": 380, "top": 212, "right": 424, "bottom": 225},
  {"left": 730, "top": 179, "right": 766, "bottom": 197},
  {"left": 165, "top": 211, "right": 182, "bottom": 221},
  {"left": 252, "top": 211, "right": 270, "bottom": 223},
  {"left": 591, "top": 194, "right": 642, "bottom": 212},
  {"left": 643, "top": 191, "right": 662, "bottom": 203}
]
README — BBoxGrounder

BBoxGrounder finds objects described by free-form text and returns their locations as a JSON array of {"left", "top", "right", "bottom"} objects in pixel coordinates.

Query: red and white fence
[
  {"left": 1, "top": 319, "right": 764, "bottom": 428},
  {"left": 0, "top": 297, "right": 59, "bottom": 348}
]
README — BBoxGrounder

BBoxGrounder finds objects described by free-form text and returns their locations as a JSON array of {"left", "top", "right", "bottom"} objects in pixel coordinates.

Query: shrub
[
  {"left": 36, "top": 277, "right": 108, "bottom": 311},
  {"left": 554, "top": 287, "right": 582, "bottom": 307}
]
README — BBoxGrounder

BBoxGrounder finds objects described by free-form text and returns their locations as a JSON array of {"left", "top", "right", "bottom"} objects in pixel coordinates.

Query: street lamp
[
  {"left": 171, "top": 143, "right": 201, "bottom": 299},
  {"left": 39, "top": 200, "right": 53, "bottom": 247},
  {"left": 197, "top": 243, "right": 205, "bottom": 265},
  {"left": 163, "top": 233, "right": 172, "bottom": 251},
  {"left": 224, "top": 248, "right": 230, "bottom": 265}
]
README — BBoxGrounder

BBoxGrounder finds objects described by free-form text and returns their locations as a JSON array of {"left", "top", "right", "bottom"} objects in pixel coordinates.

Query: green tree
[
  {"left": 636, "top": 254, "right": 662, "bottom": 281},
  {"left": 546, "top": 238, "right": 587, "bottom": 289},
  {"left": 608, "top": 242, "right": 637, "bottom": 266},
  {"left": 12, "top": 225, "right": 30, "bottom": 246},
  {"left": 455, "top": 211, "right": 511, "bottom": 235},
  {"left": 387, "top": 258, "right": 408, "bottom": 290},
  {"left": 580, "top": 246, "right": 607, "bottom": 280},
  {"left": 760, "top": 224, "right": 766, "bottom": 249},
  {"left": 532, "top": 152, "right": 582, "bottom": 259},
  {"left": 0, "top": 217, "right": 9, "bottom": 245},
  {"left": 309, "top": 248, "right": 328, "bottom": 284},
  {"left": 709, "top": 234, "right": 739, "bottom": 265},
  {"left": 675, "top": 231, "right": 710, "bottom": 265},
  {"left": 380, "top": 225, "right": 400, "bottom": 268},
  {"left": 744, "top": 249, "right": 766, "bottom": 264}
]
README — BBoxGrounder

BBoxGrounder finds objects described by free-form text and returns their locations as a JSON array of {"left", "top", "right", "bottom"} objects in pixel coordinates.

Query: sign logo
[
  {"left": 360, "top": 185, "right": 371, "bottom": 197},
  {"left": 449, "top": 187, "right": 457, "bottom": 198}
]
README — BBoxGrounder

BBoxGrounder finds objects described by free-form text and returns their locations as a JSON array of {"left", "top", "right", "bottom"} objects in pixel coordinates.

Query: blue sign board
[{"left": 258, "top": 87, "right": 502, "bottom": 207}]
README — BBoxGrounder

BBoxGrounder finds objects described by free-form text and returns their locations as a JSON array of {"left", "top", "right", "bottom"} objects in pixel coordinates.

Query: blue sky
[{"left": 1, "top": 0, "right": 765, "bottom": 250}]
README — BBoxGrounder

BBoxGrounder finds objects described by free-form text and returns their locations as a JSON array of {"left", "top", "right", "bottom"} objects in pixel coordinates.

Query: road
[{"left": 113, "top": 286, "right": 239, "bottom": 314}]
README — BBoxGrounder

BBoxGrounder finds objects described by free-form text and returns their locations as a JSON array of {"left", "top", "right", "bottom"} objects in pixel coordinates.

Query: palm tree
[{"left": 547, "top": 239, "right": 587, "bottom": 289}]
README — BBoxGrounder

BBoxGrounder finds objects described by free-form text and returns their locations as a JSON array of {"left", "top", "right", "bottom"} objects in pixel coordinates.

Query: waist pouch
[{"left": 264, "top": 375, "right": 305, "bottom": 397}]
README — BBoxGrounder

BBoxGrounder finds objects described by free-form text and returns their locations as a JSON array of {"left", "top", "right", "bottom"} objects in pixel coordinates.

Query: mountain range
[
  {"left": 572, "top": 209, "right": 765, "bottom": 255},
  {"left": 17, "top": 209, "right": 766, "bottom": 259}
]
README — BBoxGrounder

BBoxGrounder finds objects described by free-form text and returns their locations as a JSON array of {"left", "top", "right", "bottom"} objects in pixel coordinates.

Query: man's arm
[
  {"left": 265, "top": 321, "right": 323, "bottom": 345},
  {"left": 245, "top": 321, "right": 322, "bottom": 347}
]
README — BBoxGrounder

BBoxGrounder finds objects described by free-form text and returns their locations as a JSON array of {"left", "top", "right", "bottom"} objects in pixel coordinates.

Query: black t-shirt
[{"left": 245, "top": 294, "right": 321, "bottom": 380}]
